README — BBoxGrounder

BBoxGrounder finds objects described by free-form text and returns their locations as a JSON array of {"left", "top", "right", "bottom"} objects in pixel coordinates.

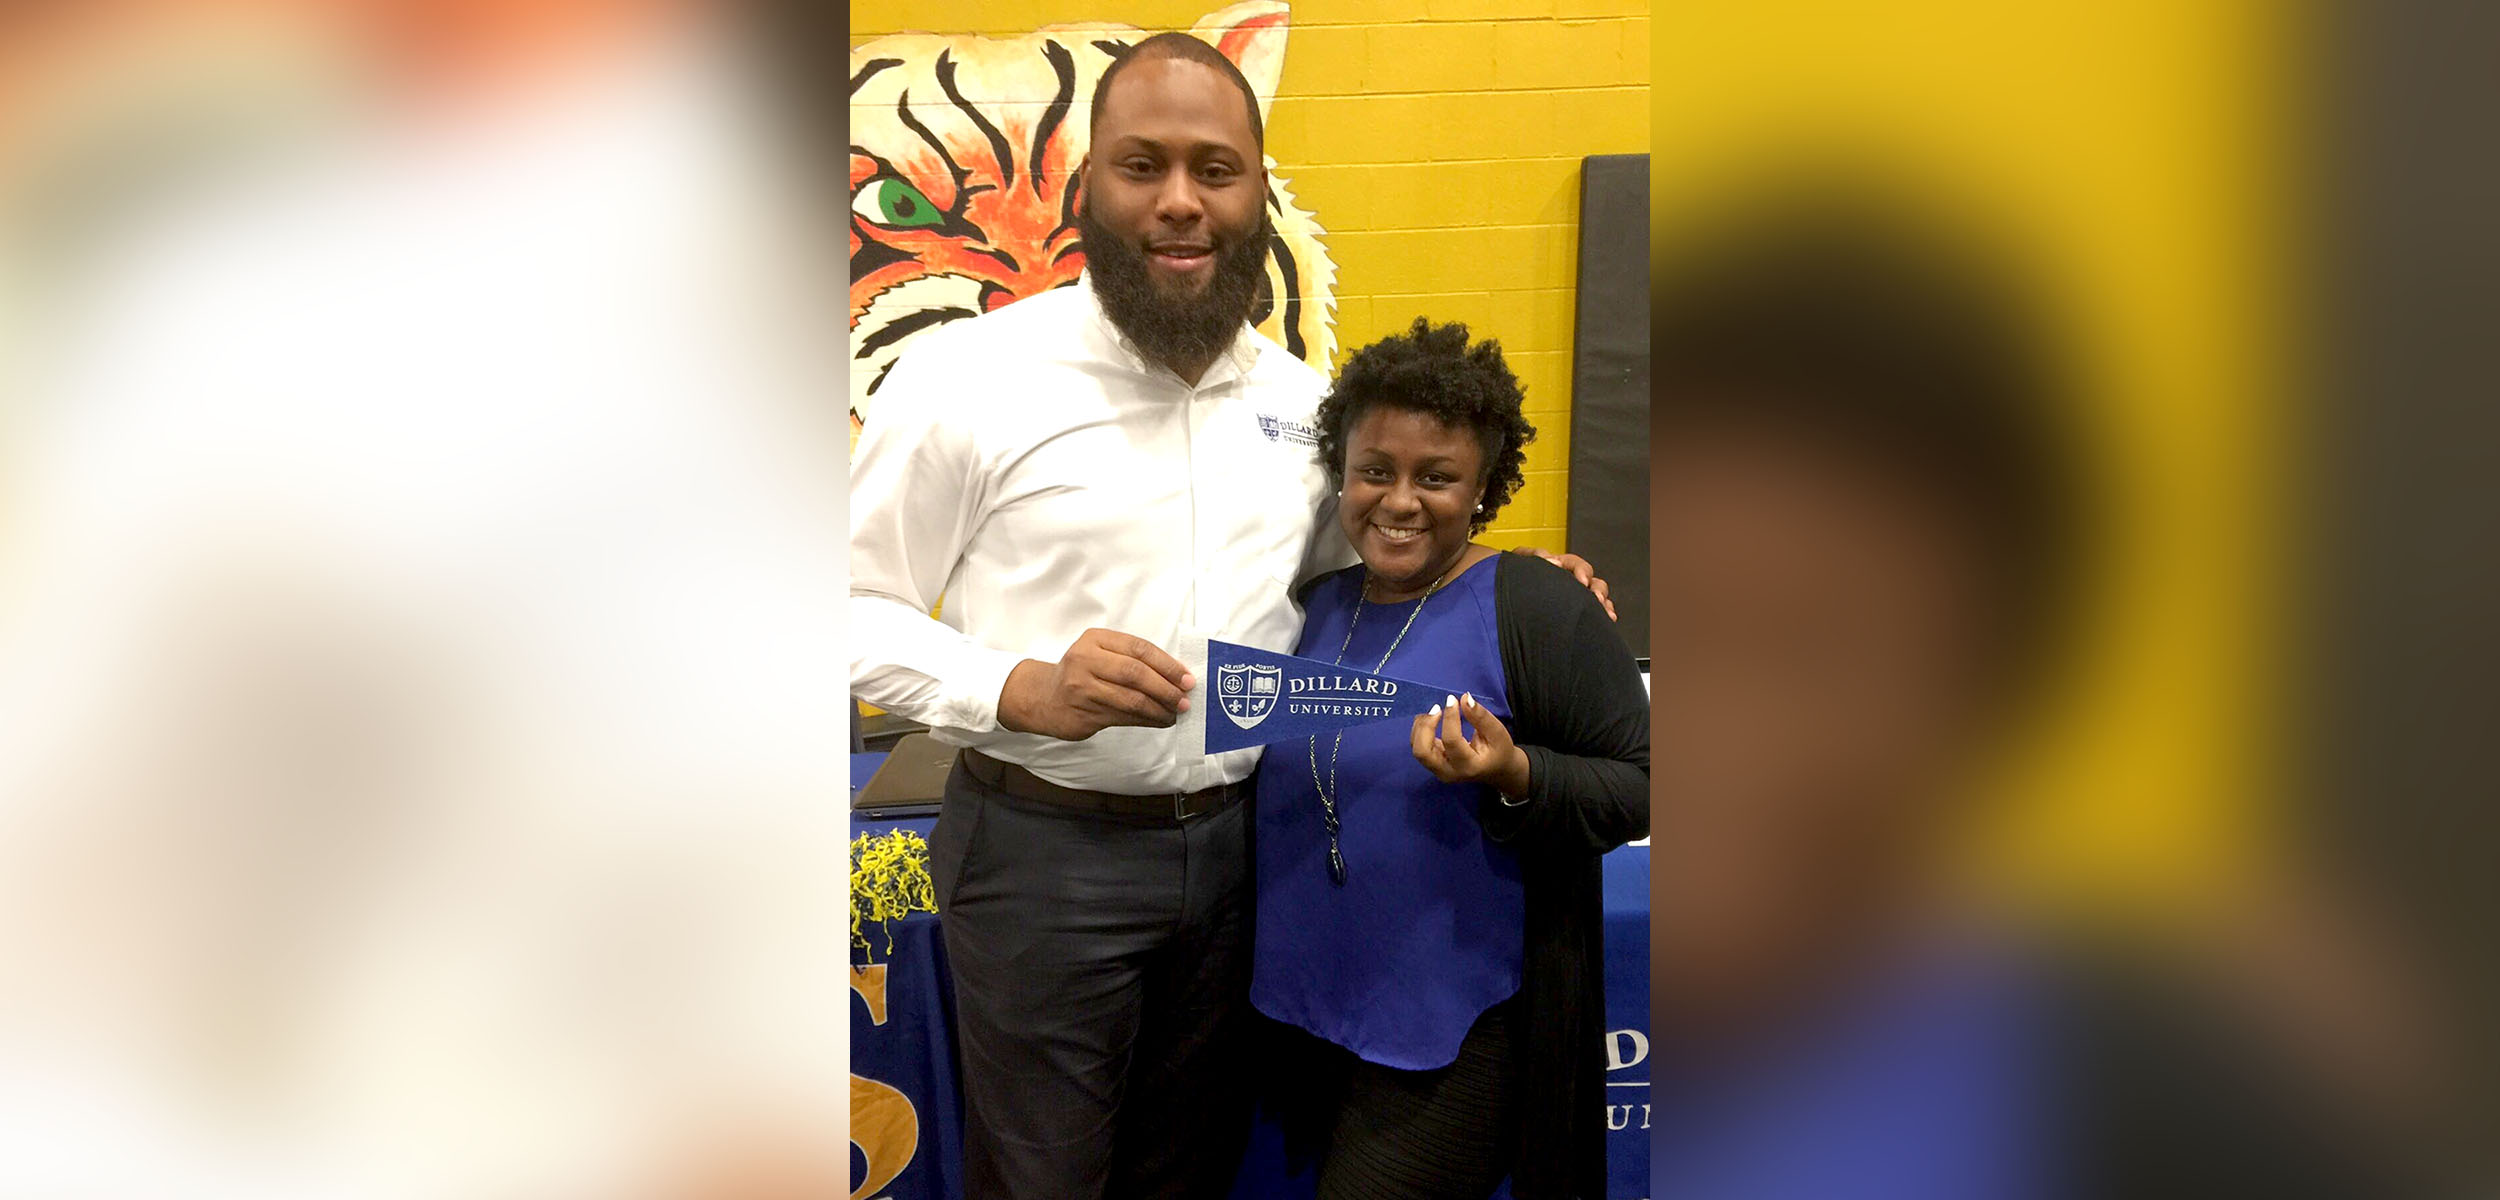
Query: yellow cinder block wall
[
  {"left": 848, "top": 0, "right": 1652, "bottom": 552},
  {"left": 1275, "top": 0, "right": 1649, "bottom": 551}
]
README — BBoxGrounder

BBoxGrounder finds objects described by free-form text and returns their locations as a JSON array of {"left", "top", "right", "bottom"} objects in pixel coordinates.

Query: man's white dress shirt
[{"left": 850, "top": 280, "right": 1350, "bottom": 794}]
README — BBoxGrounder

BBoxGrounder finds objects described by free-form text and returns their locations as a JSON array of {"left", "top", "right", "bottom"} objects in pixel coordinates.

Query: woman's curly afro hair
[{"left": 1314, "top": 318, "right": 1536, "bottom": 534}]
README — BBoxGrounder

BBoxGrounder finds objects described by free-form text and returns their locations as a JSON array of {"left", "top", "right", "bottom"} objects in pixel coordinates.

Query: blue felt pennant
[{"left": 1204, "top": 638, "right": 1457, "bottom": 753}]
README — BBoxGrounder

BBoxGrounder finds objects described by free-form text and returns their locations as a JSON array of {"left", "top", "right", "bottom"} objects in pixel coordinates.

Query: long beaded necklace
[{"left": 1308, "top": 555, "right": 1466, "bottom": 886}]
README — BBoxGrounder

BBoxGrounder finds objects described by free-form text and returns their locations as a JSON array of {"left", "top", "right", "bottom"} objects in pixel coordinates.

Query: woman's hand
[{"left": 1410, "top": 693, "right": 1532, "bottom": 798}]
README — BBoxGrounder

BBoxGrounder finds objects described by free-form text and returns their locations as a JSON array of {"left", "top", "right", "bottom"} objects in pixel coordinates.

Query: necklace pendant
[{"left": 1326, "top": 840, "right": 1347, "bottom": 886}]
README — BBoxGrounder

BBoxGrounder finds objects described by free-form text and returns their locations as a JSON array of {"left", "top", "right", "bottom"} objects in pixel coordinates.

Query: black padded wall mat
[{"left": 1566, "top": 153, "right": 1650, "bottom": 657}]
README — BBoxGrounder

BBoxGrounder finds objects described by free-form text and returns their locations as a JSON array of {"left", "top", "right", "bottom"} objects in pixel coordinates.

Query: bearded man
[{"left": 849, "top": 31, "right": 1602, "bottom": 1200}]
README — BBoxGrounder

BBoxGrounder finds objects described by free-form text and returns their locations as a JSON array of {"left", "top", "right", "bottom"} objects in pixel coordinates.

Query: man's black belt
[{"left": 959, "top": 749, "right": 1245, "bottom": 825}]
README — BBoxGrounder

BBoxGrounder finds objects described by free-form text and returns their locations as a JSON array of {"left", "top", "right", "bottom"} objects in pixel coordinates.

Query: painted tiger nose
[{"left": 979, "top": 279, "right": 1059, "bottom": 311}]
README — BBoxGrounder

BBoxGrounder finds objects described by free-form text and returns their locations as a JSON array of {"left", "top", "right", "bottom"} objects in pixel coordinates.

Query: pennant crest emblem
[{"left": 1215, "top": 662, "right": 1282, "bottom": 730}]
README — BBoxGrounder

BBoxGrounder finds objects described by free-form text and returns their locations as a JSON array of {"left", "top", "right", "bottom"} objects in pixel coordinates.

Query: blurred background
[
  {"left": 2, "top": 1, "right": 852, "bottom": 1196},
  {"left": 1647, "top": 1, "right": 2495, "bottom": 1195},
  {"left": 6, "top": 0, "right": 2497, "bottom": 1196},
  {"left": 1656, "top": 0, "right": 2283, "bottom": 971}
]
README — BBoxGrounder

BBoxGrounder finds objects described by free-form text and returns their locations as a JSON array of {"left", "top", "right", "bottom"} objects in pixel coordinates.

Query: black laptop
[{"left": 853, "top": 731, "right": 956, "bottom": 819}]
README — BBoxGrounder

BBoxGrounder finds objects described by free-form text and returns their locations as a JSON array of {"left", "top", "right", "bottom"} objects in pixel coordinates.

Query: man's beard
[{"left": 1078, "top": 198, "right": 1272, "bottom": 373}]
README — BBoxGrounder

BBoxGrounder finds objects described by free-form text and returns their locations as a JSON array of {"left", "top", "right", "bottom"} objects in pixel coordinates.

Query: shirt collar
[{"left": 1075, "top": 272, "right": 1260, "bottom": 385}]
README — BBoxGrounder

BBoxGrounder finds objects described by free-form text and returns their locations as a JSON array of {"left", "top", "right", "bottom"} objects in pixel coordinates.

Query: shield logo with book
[{"left": 1215, "top": 662, "right": 1281, "bottom": 731}]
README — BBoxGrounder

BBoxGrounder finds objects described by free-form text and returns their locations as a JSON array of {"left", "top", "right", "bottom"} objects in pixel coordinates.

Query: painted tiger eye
[{"left": 853, "top": 177, "right": 944, "bottom": 229}]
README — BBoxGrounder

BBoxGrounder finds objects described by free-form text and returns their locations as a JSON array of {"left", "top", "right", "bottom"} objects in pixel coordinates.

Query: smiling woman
[
  {"left": 1252, "top": 319, "right": 1647, "bottom": 1200},
  {"left": 1316, "top": 318, "right": 1538, "bottom": 598}
]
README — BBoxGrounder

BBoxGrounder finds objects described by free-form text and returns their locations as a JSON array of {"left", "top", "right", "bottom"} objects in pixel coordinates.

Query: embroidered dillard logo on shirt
[{"left": 1256, "top": 414, "right": 1320, "bottom": 446}]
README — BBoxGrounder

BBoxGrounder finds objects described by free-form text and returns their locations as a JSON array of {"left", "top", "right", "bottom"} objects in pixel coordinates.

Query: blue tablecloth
[{"left": 849, "top": 753, "right": 1651, "bottom": 1199}]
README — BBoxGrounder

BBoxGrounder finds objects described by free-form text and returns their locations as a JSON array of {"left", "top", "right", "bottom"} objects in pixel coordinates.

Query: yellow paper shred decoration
[{"left": 851, "top": 827, "right": 938, "bottom": 959}]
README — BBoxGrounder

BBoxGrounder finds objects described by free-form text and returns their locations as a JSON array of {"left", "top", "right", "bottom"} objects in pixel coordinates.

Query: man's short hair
[{"left": 1088, "top": 32, "right": 1266, "bottom": 153}]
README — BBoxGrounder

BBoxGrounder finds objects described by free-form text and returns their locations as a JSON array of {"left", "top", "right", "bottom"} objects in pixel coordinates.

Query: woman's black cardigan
[{"left": 1484, "top": 552, "right": 1652, "bottom": 1199}]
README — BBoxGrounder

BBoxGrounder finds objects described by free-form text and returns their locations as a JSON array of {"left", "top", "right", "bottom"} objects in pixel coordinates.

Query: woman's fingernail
[
  {"left": 1428, "top": 704, "right": 1441, "bottom": 717},
  {"left": 1445, "top": 694, "right": 1458, "bottom": 709},
  {"left": 1461, "top": 692, "right": 1474, "bottom": 708}
]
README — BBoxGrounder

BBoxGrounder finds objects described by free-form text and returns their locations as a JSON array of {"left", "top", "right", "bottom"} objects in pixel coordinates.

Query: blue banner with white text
[{"left": 1204, "top": 638, "right": 1458, "bottom": 754}]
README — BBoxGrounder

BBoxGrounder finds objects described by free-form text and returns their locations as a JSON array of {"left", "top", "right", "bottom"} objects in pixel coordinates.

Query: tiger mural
[{"left": 848, "top": 0, "right": 1338, "bottom": 449}]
